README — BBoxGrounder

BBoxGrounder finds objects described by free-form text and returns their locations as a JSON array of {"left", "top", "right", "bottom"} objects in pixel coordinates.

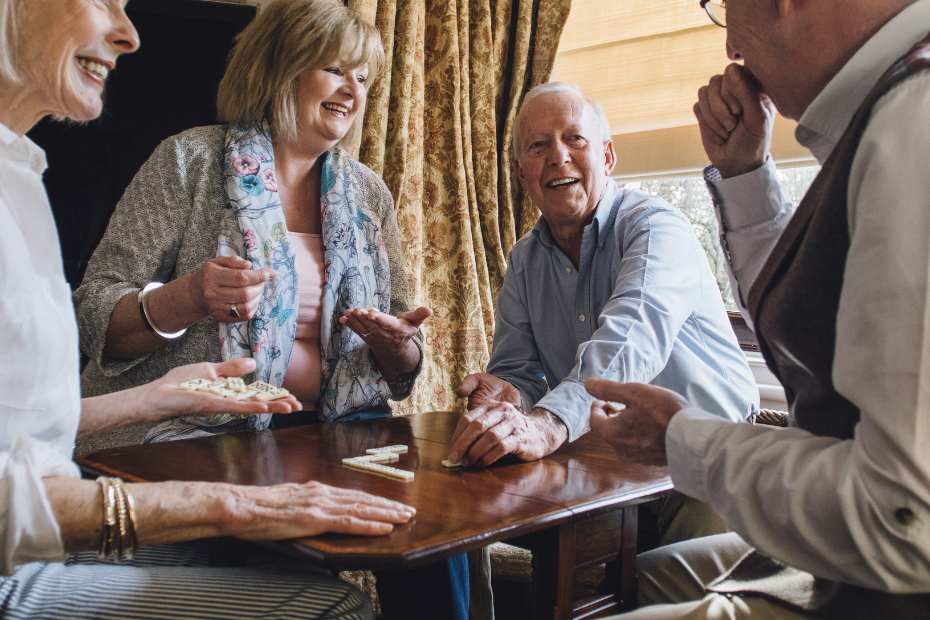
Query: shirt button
[
  {"left": 895, "top": 508, "right": 916, "bottom": 526},
  {"left": 565, "top": 267, "right": 572, "bottom": 274},
  {"left": 579, "top": 315, "right": 586, "bottom": 322}
]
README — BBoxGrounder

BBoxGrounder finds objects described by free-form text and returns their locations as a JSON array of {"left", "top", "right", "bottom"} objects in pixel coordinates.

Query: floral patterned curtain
[{"left": 348, "top": 0, "right": 571, "bottom": 414}]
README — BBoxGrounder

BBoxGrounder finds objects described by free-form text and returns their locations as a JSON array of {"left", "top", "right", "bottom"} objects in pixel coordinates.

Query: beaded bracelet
[{"left": 96, "top": 477, "right": 139, "bottom": 562}]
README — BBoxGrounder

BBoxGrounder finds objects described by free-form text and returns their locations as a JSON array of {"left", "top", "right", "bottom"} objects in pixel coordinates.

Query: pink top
[{"left": 281, "top": 232, "right": 324, "bottom": 410}]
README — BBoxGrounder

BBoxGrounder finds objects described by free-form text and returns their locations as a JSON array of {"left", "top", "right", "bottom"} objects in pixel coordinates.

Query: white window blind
[{"left": 551, "top": 0, "right": 815, "bottom": 181}]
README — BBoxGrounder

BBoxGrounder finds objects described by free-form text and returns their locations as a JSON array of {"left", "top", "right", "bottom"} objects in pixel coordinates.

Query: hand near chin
[
  {"left": 693, "top": 63, "right": 776, "bottom": 178},
  {"left": 586, "top": 379, "right": 689, "bottom": 467}
]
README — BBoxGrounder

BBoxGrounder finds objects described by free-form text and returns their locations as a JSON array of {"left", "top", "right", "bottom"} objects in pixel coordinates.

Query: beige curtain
[{"left": 348, "top": 0, "right": 571, "bottom": 414}]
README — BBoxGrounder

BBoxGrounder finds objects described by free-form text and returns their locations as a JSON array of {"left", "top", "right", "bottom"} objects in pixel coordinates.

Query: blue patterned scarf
[{"left": 217, "top": 121, "right": 392, "bottom": 425}]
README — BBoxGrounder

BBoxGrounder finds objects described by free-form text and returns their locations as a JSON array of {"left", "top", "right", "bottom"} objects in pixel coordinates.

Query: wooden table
[{"left": 76, "top": 411, "right": 672, "bottom": 620}]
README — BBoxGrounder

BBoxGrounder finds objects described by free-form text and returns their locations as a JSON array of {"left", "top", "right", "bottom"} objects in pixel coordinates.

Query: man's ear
[
  {"left": 515, "top": 158, "right": 528, "bottom": 191},
  {"left": 603, "top": 140, "right": 617, "bottom": 176}
]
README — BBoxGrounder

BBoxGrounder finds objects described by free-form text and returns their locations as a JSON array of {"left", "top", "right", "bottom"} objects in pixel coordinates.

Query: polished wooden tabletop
[{"left": 77, "top": 411, "right": 672, "bottom": 570}]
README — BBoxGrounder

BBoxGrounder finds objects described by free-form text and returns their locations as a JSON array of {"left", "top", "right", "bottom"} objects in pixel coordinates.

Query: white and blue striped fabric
[{"left": 0, "top": 543, "right": 373, "bottom": 619}]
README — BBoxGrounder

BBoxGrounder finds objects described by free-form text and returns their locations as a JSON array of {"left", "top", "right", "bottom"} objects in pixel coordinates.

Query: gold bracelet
[
  {"left": 114, "top": 480, "right": 139, "bottom": 561},
  {"left": 96, "top": 477, "right": 117, "bottom": 560},
  {"left": 96, "top": 477, "right": 139, "bottom": 562}
]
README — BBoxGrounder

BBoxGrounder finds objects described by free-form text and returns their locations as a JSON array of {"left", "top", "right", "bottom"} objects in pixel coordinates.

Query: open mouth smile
[
  {"left": 322, "top": 102, "right": 350, "bottom": 117},
  {"left": 76, "top": 57, "right": 109, "bottom": 81},
  {"left": 547, "top": 178, "right": 580, "bottom": 189}
]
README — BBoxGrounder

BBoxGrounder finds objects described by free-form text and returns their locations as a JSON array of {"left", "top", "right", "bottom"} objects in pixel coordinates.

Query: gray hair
[
  {"left": 217, "top": 0, "right": 384, "bottom": 146},
  {"left": 0, "top": 0, "right": 18, "bottom": 83},
  {"left": 513, "top": 82, "right": 611, "bottom": 160}
]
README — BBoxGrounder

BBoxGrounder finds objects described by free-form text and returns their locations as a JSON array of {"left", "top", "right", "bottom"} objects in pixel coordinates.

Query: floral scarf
[{"left": 216, "top": 121, "right": 392, "bottom": 425}]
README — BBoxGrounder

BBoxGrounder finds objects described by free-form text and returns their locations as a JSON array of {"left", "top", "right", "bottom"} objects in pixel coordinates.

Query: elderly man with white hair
[{"left": 447, "top": 82, "right": 759, "bottom": 545}]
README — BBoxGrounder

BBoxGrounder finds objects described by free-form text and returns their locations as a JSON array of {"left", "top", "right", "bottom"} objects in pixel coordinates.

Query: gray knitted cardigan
[{"left": 75, "top": 125, "right": 422, "bottom": 405}]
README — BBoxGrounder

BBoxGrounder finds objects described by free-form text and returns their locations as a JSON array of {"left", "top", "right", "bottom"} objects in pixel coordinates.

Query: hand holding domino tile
[{"left": 88, "top": 358, "right": 302, "bottom": 432}]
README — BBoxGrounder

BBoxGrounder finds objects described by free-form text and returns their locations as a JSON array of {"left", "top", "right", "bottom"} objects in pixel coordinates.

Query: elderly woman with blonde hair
[
  {"left": 72, "top": 0, "right": 468, "bottom": 618},
  {"left": 0, "top": 0, "right": 419, "bottom": 618}
]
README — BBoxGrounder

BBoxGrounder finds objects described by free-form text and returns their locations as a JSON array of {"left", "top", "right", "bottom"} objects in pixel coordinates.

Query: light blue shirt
[{"left": 488, "top": 180, "right": 759, "bottom": 441}]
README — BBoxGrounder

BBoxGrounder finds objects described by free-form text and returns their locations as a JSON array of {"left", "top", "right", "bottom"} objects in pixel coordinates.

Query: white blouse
[{"left": 0, "top": 122, "right": 81, "bottom": 575}]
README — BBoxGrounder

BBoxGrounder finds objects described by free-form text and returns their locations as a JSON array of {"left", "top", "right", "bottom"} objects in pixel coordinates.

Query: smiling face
[
  {"left": 11, "top": 0, "right": 139, "bottom": 133},
  {"left": 292, "top": 57, "right": 369, "bottom": 150},
  {"left": 515, "top": 92, "right": 616, "bottom": 232}
]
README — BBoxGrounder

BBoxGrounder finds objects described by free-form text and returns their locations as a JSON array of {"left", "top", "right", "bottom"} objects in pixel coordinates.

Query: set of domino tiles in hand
[{"left": 179, "top": 378, "right": 290, "bottom": 402}]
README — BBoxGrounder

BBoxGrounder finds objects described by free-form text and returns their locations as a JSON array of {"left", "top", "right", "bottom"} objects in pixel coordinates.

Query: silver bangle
[{"left": 138, "top": 282, "right": 187, "bottom": 339}]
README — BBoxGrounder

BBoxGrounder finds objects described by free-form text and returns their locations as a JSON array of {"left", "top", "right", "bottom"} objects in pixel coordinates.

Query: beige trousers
[
  {"left": 607, "top": 533, "right": 813, "bottom": 619},
  {"left": 651, "top": 492, "right": 730, "bottom": 547}
]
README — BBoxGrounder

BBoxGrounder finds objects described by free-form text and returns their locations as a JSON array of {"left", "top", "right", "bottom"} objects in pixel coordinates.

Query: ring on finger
[
  {"left": 230, "top": 303, "right": 240, "bottom": 318},
  {"left": 360, "top": 331, "right": 372, "bottom": 337}
]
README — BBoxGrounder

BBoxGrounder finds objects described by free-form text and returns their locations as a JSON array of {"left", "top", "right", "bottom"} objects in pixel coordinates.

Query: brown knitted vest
[{"left": 708, "top": 32, "right": 930, "bottom": 618}]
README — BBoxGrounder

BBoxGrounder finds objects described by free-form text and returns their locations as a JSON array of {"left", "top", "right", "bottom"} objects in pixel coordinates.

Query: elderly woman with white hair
[
  {"left": 0, "top": 0, "right": 419, "bottom": 618},
  {"left": 71, "top": 0, "right": 468, "bottom": 618}
]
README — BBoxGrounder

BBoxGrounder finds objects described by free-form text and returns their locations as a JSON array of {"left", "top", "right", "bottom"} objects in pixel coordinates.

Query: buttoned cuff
[
  {"left": 0, "top": 436, "right": 80, "bottom": 575},
  {"left": 535, "top": 380, "right": 593, "bottom": 441},
  {"left": 705, "top": 156, "right": 785, "bottom": 229},
  {"left": 666, "top": 407, "right": 732, "bottom": 505}
]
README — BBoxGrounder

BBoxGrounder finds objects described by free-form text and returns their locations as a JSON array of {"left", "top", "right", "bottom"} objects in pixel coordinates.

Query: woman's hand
[
  {"left": 339, "top": 306, "right": 432, "bottom": 349},
  {"left": 188, "top": 256, "right": 277, "bottom": 324},
  {"left": 78, "top": 358, "right": 299, "bottom": 439},
  {"left": 338, "top": 306, "right": 432, "bottom": 381},
  {"left": 223, "top": 481, "right": 417, "bottom": 540},
  {"left": 46, "top": 477, "right": 417, "bottom": 554},
  {"left": 138, "top": 358, "right": 300, "bottom": 423}
]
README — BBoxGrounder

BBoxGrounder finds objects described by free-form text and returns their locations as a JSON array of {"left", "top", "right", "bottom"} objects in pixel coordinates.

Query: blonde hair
[
  {"left": 217, "top": 0, "right": 384, "bottom": 146},
  {"left": 0, "top": 0, "right": 18, "bottom": 83}
]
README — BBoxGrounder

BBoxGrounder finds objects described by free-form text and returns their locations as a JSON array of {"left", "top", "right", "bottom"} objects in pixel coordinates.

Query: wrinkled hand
[
  {"left": 694, "top": 63, "right": 776, "bottom": 178},
  {"left": 188, "top": 256, "right": 276, "bottom": 324},
  {"left": 339, "top": 306, "right": 432, "bottom": 352},
  {"left": 456, "top": 373, "right": 522, "bottom": 411},
  {"left": 230, "top": 481, "right": 416, "bottom": 539},
  {"left": 448, "top": 403, "right": 567, "bottom": 467},
  {"left": 139, "top": 358, "right": 300, "bottom": 423},
  {"left": 586, "top": 378, "right": 689, "bottom": 467}
]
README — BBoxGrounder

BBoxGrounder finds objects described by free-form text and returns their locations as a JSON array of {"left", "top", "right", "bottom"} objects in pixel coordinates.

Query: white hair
[
  {"left": 0, "top": 0, "right": 17, "bottom": 83},
  {"left": 513, "top": 81, "right": 611, "bottom": 159}
]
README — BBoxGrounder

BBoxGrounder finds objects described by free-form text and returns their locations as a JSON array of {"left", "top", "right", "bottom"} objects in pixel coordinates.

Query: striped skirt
[{"left": 0, "top": 543, "right": 373, "bottom": 619}]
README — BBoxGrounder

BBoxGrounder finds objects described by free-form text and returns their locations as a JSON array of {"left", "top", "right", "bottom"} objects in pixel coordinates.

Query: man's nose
[
  {"left": 546, "top": 141, "right": 571, "bottom": 166},
  {"left": 726, "top": 37, "right": 742, "bottom": 61}
]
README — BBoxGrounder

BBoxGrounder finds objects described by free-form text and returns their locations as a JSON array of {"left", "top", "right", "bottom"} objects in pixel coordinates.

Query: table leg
[
  {"left": 512, "top": 504, "right": 640, "bottom": 620},
  {"left": 526, "top": 522, "right": 576, "bottom": 620},
  {"left": 603, "top": 506, "right": 639, "bottom": 612}
]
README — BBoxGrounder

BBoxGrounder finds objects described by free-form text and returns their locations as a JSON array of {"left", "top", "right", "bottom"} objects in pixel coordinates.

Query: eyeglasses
[{"left": 700, "top": 0, "right": 726, "bottom": 28}]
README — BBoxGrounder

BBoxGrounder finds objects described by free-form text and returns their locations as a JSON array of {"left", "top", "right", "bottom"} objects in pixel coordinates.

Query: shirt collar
[
  {"left": 0, "top": 121, "right": 47, "bottom": 174},
  {"left": 532, "top": 178, "right": 620, "bottom": 248},
  {"left": 796, "top": 0, "right": 930, "bottom": 164}
]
